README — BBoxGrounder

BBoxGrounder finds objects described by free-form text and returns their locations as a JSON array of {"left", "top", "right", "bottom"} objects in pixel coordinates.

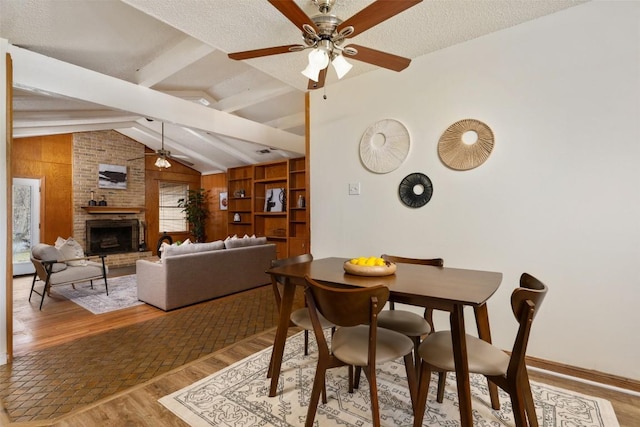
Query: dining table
[{"left": 265, "top": 257, "right": 503, "bottom": 427}]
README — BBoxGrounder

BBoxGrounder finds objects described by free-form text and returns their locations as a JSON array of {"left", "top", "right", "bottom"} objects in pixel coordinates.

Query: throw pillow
[
  {"left": 55, "top": 237, "right": 87, "bottom": 266},
  {"left": 31, "top": 243, "right": 67, "bottom": 273},
  {"left": 224, "top": 236, "right": 267, "bottom": 249}
]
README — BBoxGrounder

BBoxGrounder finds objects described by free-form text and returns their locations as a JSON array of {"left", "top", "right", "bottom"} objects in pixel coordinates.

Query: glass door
[{"left": 12, "top": 178, "right": 40, "bottom": 276}]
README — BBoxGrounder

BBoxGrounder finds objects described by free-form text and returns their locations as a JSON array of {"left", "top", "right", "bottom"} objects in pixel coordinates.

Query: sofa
[{"left": 135, "top": 236, "right": 277, "bottom": 311}]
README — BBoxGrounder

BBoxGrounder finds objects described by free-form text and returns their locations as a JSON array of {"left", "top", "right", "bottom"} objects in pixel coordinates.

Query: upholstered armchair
[{"left": 29, "top": 242, "right": 109, "bottom": 310}]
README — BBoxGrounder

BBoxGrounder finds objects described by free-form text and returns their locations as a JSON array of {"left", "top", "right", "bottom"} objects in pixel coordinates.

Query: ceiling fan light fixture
[
  {"left": 301, "top": 48, "right": 330, "bottom": 82},
  {"left": 331, "top": 53, "right": 352, "bottom": 79},
  {"left": 155, "top": 157, "right": 171, "bottom": 169}
]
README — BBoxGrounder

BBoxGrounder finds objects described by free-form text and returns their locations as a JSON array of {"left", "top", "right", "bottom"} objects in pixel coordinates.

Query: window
[{"left": 159, "top": 182, "right": 188, "bottom": 232}]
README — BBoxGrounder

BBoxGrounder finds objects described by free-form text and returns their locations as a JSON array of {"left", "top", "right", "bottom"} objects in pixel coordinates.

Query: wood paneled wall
[
  {"left": 202, "top": 173, "right": 228, "bottom": 242},
  {"left": 12, "top": 134, "right": 73, "bottom": 244}
]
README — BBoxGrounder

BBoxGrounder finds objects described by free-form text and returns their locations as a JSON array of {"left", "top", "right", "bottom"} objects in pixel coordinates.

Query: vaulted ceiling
[{"left": 1, "top": 0, "right": 587, "bottom": 174}]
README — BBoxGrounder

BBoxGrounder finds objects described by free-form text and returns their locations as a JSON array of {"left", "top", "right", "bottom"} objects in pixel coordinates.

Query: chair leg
[
  {"left": 304, "top": 330, "right": 309, "bottom": 356},
  {"left": 364, "top": 366, "right": 381, "bottom": 427},
  {"left": 436, "top": 371, "right": 447, "bottom": 403},
  {"left": 413, "top": 361, "right": 432, "bottom": 427},
  {"left": 353, "top": 366, "right": 362, "bottom": 390},
  {"left": 305, "top": 363, "right": 328, "bottom": 427},
  {"left": 509, "top": 379, "right": 528, "bottom": 427},
  {"left": 521, "top": 369, "right": 539, "bottom": 427},
  {"left": 404, "top": 353, "right": 418, "bottom": 410},
  {"left": 413, "top": 336, "right": 421, "bottom": 377},
  {"left": 29, "top": 274, "right": 37, "bottom": 302}
]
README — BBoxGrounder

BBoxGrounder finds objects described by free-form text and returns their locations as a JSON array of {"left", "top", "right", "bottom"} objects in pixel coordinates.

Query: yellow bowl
[{"left": 343, "top": 261, "right": 397, "bottom": 277}]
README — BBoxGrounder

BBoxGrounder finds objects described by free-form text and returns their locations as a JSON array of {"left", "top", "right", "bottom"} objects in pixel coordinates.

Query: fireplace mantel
[{"left": 81, "top": 206, "right": 145, "bottom": 214}]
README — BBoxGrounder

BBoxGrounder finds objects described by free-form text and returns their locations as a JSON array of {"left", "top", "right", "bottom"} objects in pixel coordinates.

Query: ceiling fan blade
[
  {"left": 268, "top": 0, "right": 318, "bottom": 33},
  {"left": 337, "top": 0, "right": 422, "bottom": 38},
  {"left": 229, "top": 44, "right": 302, "bottom": 60},
  {"left": 346, "top": 44, "right": 411, "bottom": 72},
  {"left": 307, "top": 67, "right": 327, "bottom": 91}
]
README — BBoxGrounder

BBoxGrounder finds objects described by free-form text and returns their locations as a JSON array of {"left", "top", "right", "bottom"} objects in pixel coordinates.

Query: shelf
[{"left": 81, "top": 206, "right": 144, "bottom": 214}]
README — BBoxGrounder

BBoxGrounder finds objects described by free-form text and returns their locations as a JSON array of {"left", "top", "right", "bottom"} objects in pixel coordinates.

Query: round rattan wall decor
[
  {"left": 398, "top": 173, "right": 433, "bottom": 208},
  {"left": 359, "top": 119, "right": 410, "bottom": 174},
  {"left": 438, "top": 119, "right": 494, "bottom": 170}
]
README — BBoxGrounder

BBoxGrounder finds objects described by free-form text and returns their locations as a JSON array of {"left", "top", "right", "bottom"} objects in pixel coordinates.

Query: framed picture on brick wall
[{"left": 98, "top": 164, "right": 127, "bottom": 189}]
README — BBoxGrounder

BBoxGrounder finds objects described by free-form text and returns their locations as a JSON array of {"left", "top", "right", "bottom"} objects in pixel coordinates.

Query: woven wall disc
[
  {"left": 438, "top": 119, "right": 494, "bottom": 170},
  {"left": 359, "top": 119, "right": 410, "bottom": 174}
]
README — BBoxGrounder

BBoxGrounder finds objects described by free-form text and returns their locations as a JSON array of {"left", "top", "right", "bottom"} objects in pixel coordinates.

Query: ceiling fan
[
  {"left": 128, "top": 121, "right": 194, "bottom": 168},
  {"left": 228, "top": 0, "right": 422, "bottom": 90}
]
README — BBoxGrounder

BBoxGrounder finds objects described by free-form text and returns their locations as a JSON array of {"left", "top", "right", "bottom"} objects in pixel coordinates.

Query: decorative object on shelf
[
  {"left": 178, "top": 188, "right": 210, "bottom": 243},
  {"left": 233, "top": 213, "right": 241, "bottom": 222},
  {"left": 438, "top": 119, "right": 495, "bottom": 170},
  {"left": 88, "top": 190, "right": 97, "bottom": 206},
  {"left": 398, "top": 173, "right": 433, "bottom": 208},
  {"left": 98, "top": 163, "right": 127, "bottom": 189},
  {"left": 297, "top": 195, "right": 306, "bottom": 208},
  {"left": 359, "top": 119, "right": 410, "bottom": 174},
  {"left": 234, "top": 189, "right": 246, "bottom": 198},
  {"left": 264, "top": 188, "right": 285, "bottom": 212},
  {"left": 98, "top": 195, "right": 107, "bottom": 206},
  {"left": 220, "top": 192, "right": 228, "bottom": 210}
]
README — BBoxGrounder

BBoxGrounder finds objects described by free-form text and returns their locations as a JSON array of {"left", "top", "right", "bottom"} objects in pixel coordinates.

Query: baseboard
[{"left": 526, "top": 355, "right": 640, "bottom": 394}]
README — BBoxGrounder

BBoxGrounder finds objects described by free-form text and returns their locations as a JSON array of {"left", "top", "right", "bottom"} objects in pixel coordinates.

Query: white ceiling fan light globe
[
  {"left": 301, "top": 48, "right": 329, "bottom": 82},
  {"left": 155, "top": 157, "right": 171, "bottom": 168},
  {"left": 301, "top": 63, "right": 322, "bottom": 82},
  {"left": 331, "top": 54, "right": 352, "bottom": 79},
  {"left": 309, "top": 48, "right": 329, "bottom": 68}
]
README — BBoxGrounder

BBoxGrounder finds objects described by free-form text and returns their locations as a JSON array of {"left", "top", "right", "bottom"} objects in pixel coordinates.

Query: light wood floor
[{"left": 8, "top": 272, "right": 640, "bottom": 426}]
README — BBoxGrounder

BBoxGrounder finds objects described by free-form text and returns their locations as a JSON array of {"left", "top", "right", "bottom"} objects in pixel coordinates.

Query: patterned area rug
[
  {"left": 159, "top": 331, "right": 619, "bottom": 426},
  {"left": 54, "top": 274, "right": 144, "bottom": 314}
]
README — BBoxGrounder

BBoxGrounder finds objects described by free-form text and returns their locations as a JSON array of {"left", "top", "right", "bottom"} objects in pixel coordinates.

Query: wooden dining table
[{"left": 266, "top": 257, "right": 503, "bottom": 427}]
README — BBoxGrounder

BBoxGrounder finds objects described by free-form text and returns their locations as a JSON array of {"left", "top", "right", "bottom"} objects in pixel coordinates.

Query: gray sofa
[{"left": 136, "top": 238, "right": 277, "bottom": 311}]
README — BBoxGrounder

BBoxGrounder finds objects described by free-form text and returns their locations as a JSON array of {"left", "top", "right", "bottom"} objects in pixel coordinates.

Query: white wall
[{"left": 309, "top": 1, "right": 640, "bottom": 381}]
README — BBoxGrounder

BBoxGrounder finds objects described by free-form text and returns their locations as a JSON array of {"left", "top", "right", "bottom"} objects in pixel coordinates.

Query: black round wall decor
[{"left": 398, "top": 173, "right": 433, "bottom": 208}]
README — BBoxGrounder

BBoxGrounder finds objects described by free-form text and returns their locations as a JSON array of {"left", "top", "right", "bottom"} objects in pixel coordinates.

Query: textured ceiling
[{"left": 1, "top": 0, "right": 588, "bottom": 173}]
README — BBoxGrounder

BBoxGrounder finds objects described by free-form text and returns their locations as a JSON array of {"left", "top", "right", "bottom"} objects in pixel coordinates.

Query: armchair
[{"left": 29, "top": 243, "right": 109, "bottom": 310}]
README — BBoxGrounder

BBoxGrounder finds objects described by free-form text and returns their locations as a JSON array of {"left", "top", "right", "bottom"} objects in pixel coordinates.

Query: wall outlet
[{"left": 348, "top": 182, "right": 360, "bottom": 195}]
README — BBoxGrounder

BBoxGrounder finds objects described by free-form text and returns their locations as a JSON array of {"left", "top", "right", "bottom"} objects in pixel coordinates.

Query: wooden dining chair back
[
  {"left": 376, "top": 254, "right": 444, "bottom": 389},
  {"left": 270, "top": 253, "right": 334, "bottom": 356},
  {"left": 413, "top": 273, "right": 548, "bottom": 427},
  {"left": 380, "top": 254, "right": 443, "bottom": 330},
  {"left": 303, "top": 275, "right": 417, "bottom": 427}
]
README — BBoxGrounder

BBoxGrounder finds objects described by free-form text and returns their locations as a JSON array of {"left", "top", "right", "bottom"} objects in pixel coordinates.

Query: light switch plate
[{"left": 348, "top": 182, "right": 360, "bottom": 195}]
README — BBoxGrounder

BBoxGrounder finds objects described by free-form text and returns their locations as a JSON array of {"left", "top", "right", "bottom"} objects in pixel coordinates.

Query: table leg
[
  {"left": 268, "top": 277, "right": 296, "bottom": 397},
  {"left": 450, "top": 305, "right": 473, "bottom": 427},
  {"left": 474, "top": 303, "right": 500, "bottom": 409}
]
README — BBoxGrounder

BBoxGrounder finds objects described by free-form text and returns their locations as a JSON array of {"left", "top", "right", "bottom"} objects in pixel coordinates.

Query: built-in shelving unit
[
  {"left": 227, "top": 157, "right": 308, "bottom": 259},
  {"left": 227, "top": 165, "right": 254, "bottom": 237}
]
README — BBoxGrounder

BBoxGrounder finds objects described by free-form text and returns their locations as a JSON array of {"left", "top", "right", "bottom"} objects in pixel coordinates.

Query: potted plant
[{"left": 178, "top": 188, "right": 210, "bottom": 242}]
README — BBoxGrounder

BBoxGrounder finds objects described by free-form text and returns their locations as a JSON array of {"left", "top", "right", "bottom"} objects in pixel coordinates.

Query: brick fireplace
[{"left": 73, "top": 131, "right": 151, "bottom": 267}]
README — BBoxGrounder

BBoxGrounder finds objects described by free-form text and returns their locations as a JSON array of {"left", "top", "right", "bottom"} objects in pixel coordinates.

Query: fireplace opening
[{"left": 86, "top": 219, "right": 139, "bottom": 255}]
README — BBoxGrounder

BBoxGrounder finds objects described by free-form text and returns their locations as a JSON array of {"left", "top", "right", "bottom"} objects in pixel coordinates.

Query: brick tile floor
[{"left": 1, "top": 285, "right": 304, "bottom": 423}]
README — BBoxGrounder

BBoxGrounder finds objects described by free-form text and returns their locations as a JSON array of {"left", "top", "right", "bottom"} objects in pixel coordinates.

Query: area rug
[
  {"left": 54, "top": 274, "right": 144, "bottom": 314},
  {"left": 159, "top": 331, "right": 619, "bottom": 427}
]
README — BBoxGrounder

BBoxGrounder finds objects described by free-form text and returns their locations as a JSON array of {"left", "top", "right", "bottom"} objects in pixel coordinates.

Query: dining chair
[
  {"left": 269, "top": 254, "right": 334, "bottom": 356},
  {"left": 375, "top": 254, "right": 447, "bottom": 395},
  {"left": 303, "top": 275, "right": 417, "bottom": 427},
  {"left": 412, "top": 273, "right": 548, "bottom": 427}
]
